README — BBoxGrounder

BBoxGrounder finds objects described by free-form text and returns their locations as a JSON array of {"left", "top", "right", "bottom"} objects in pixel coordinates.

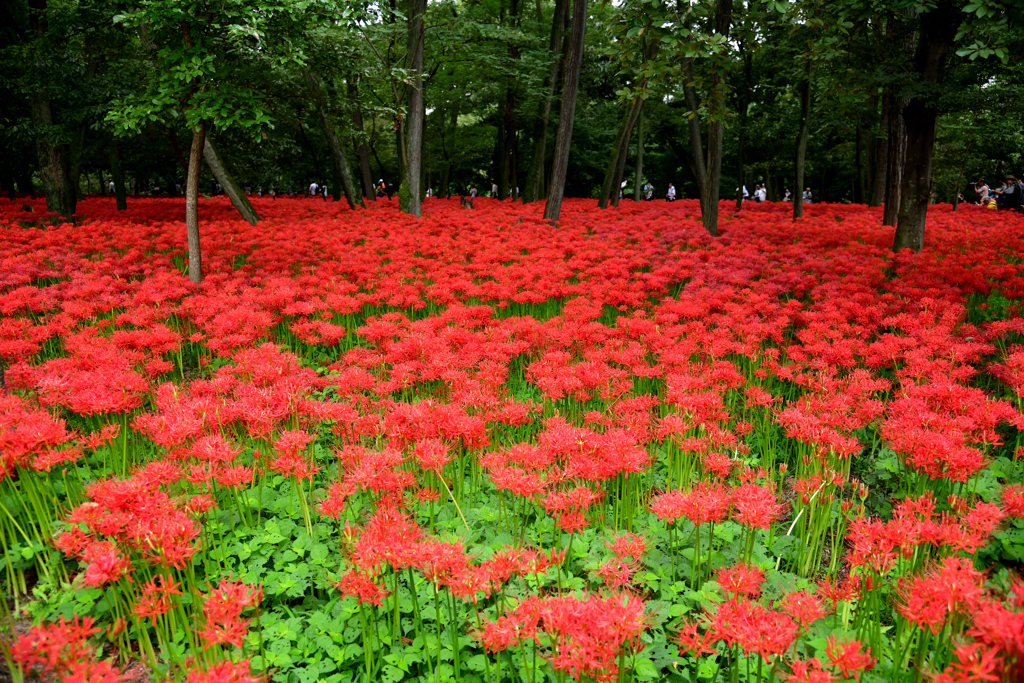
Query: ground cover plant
[{"left": 2, "top": 195, "right": 1024, "bottom": 683}]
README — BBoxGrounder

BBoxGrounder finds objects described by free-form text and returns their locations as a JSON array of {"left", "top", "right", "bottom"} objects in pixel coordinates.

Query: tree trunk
[
  {"left": 401, "top": 0, "right": 427, "bottom": 215},
  {"left": 186, "top": 124, "right": 206, "bottom": 285},
  {"left": 524, "top": 0, "right": 568, "bottom": 203},
  {"left": 633, "top": 107, "right": 644, "bottom": 202},
  {"left": 109, "top": 141, "right": 128, "bottom": 211},
  {"left": 598, "top": 99, "right": 643, "bottom": 208},
  {"left": 610, "top": 115, "right": 633, "bottom": 208},
  {"left": 855, "top": 125, "right": 866, "bottom": 204},
  {"left": 301, "top": 67, "right": 363, "bottom": 209},
  {"left": 349, "top": 81, "right": 376, "bottom": 200},
  {"left": 542, "top": 0, "right": 587, "bottom": 222},
  {"left": 698, "top": 0, "right": 733, "bottom": 235},
  {"left": 499, "top": 0, "right": 520, "bottom": 200},
  {"left": 882, "top": 92, "right": 907, "bottom": 226},
  {"left": 683, "top": 58, "right": 708, "bottom": 201},
  {"left": 203, "top": 139, "right": 261, "bottom": 223},
  {"left": 893, "top": 0, "right": 960, "bottom": 252},
  {"left": 869, "top": 91, "right": 889, "bottom": 207},
  {"left": 30, "top": 95, "right": 75, "bottom": 218},
  {"left": 792, "top": 60, "right": 812, "bottom": 220},
  {"left": 734, "top": 46, "right": 751, "bottom": 212}
]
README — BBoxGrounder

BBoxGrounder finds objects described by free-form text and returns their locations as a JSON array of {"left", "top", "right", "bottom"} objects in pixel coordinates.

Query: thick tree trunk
[
  {"left": 792, "top": 60, "right": 812, "bottom": 220},
  {"left": 524, "top": 0, "right": 568, "bottom": 203},
  {"left": 882, "top": 94, "right": 907, "bottom": 226},
  {"left": 30, "top": 95, "right": 75, "bottom": 218},
  {"left": 598, "top": 99, "right": 643, "bottom": 208},
  {"left": 633, "top": 108, "right": 644, "bottom": 202},
  {"left": 893, "top": 0, "right": 960, "bottom": 252},
  {"left": 109, "top": 141, "right": 127, "bottom": 211},
  {"left": 203, "top": 139, "right": 261, "bottom": 223},
  {"left": 542, "top": 0, "right": 587, "bottom": 222},
  {"left": 186, "top": 124, "right": 206, "bottom": 285},
  {"left": 349, "top": 82, "right": 376, "bottom": 200},
  {"left": 302, "top": 67, "right": 363, "bottom": 210}
]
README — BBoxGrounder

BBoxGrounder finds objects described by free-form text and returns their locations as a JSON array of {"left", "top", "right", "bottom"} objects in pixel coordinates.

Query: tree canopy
[{"left": 2, "top": 0, "right": 1023, "bottom": 252}]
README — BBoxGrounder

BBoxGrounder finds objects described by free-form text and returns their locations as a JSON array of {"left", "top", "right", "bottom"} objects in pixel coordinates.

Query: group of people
[{"left": 968, "top": 176, "right": 1023, "bottom": 211}]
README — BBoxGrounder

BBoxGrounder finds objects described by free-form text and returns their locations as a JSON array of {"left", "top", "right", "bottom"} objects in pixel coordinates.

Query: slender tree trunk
[
  {"left": 735, "top": 46, "right": 751, "bottom": 212},
  {"left": 683, "top": 58, "right": 708, "bottom": 201},
  {"left": 186, "top": 124, "right": 206, "bottom": 285},
  {"left": 855, "top": 125, "right": 866, "bottom": 203},
  {"left": 349, "top": 81, "right": 376, "bottom": 200},
  {"left": 69, "top": 123, "right": 87, "bottom": 202},
  {"left": 169, "top": 129, "right": 189, "bottom": 173},
  {"left": 598, "top": 99, "right": 643, "bottom": 208},
  {"left": 109, "top": 141, "right": 127, "bottom": 211},
  {"left": 893, "top": 0, "right": 960, "bottom": 252},
  {"left": 499, "top": 0, "right": 520, "bottom": 200},
  {"left": 302, "top": 67, "right": 363, "bottom": 209},
  {"left": 401, "top": 0, "right": 427, "bottom": 216},
  {"left": 542, "top": 0, "right": 587, "bottom": 222},
  {"left": 203, "top": 139, "right": 261, "bottom": 223},
  {"left": 792, "top": 60, "right": 812, "bottom": 220},
  {"left": 870, "top": 92, "right": 889, "bottom": 207},
  {"left": 633, "top": 108, "right": 644, "bottom": 202},
  {"left": 524, "top": 0, "right": 568, "bottom": 203},
  {"left": 698, "top": 0, "right": 733, "bottom": 235},
  {"left": 610, "top": 117, "right": 632, "bottom": 208}
]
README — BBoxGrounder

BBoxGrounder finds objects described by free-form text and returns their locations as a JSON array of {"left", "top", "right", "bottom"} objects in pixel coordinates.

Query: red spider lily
[
  {"left": 606, "top": 532, "right": 647, "bottom": 559},
  {"left": 197, "top": 580, "right": 263, "bottom": 649},
  {"left": 476, "top": 592, "right": 649, "bottom": 682},
  {"left": 898, "top": 556, "right": 987, "bottom": 635},
  {"left": 715, "top": 563, "right": 765, "bottom": 598},
  {"left": 824, "top": 636, "right": 875, "bottom": 680},
  {"left": 778, "top": 590, "right": 830, "bottom": 631},
  {"left": 677, "top": 620, "right": 717, "bottom": 657},
  {"left": 134, "top": 574, "right": 183, "bottom": 626},
  {"left": 731, "top": 482, "right": 787, "bottom": 529},
  {"left": 81, "top": 540, "right": 132, "bottom": 587},
  {"left": 9, "top": 616, "right": 105, "bottom": 677},
  {"left": 783, "top": 658, "right": 835, "bottom": 683},
  {"left": 186, "top": 659, "right": 266, "bottom": 683},
  {"left": 333, "top": 569, "right": 390, "bottom": 606},
  {"left": 709, "top": 598, "right": 798, "bottom": 663},
  {"left": 931, "top": 643, "right": 1002, "bottom": 683},
  {"left": 413, "top": 437, "right": 454, "bottom": 474}
]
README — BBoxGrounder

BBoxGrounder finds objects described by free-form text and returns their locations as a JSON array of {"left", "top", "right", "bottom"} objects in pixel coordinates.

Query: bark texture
[
  {"left": 542, "top": 0, "right": 587, "bottom": 222},
  {"left": 792, "top": 60, "right": 812, "bottom": 221},
  {"left": 523, "top": 0, "right": 568, "bottom": 204},
  {"left": 203, "top": 139, "right": 261, "bottom": 224},
  {"left": 186, "top": 124, "right": 206, "bottom": 285},
  {"left": 401, "top": 0, "right": 427, "bottom": 216},
  {"left": 893, "top": 0, "right": 960, "bottom": 252}
]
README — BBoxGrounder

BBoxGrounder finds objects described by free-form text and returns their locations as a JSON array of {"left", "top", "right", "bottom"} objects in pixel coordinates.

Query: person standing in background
[
  {"left": 975, "top": 179, "right": 990, "bottom": 204},
  {"left": 309, "top": 181, "right": 318, "bottom": 196},
  {"left": 803, "top": 187, "right": 813, "bottom": 204},
  {"left": 666, "top": 184, "right": 676, "bottom": 202}
]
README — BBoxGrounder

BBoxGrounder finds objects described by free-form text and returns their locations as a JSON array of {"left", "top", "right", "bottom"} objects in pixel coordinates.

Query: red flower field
[{"left": 2, "top": 195, "right": 1024, "bottom": 683}]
